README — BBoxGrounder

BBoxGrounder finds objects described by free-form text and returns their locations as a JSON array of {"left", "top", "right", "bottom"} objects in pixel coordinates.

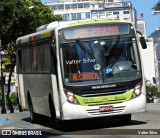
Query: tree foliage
[
  {"left": 146, "top": 83, "right": 159, "bottom": 97},
  {"left": 153, "top": 1, "right": 160, "bottom": 11},
  {"left": 0, "top": 0, "right": 61, "bottom": 48},
  {"left": 0, "top": 0, "right": 62, "bottom": 112}
]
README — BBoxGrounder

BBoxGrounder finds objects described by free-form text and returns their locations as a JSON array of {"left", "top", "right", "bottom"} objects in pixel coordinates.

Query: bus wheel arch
[
  {"left": 49, "top": 94, "right": 56, "bottom": 120},
  {"left": 48, "top": 94, "right": 60, "bottom": 128},
  {"left": 27, "top": 91, "right": 37, "bottom": 123}
]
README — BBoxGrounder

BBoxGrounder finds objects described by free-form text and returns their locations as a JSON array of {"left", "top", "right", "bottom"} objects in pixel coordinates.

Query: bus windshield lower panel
[{"left": 60, "top": 37, "right": 141, "bottom": 86}]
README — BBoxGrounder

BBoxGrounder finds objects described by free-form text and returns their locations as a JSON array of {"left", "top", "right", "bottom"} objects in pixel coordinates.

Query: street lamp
[{"left": 0, "top": 39, "right": 6, "bottom": 114}]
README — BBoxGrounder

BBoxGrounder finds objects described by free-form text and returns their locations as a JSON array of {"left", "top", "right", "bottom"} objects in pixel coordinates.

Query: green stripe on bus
[{"left": 75, "top": 89, "right": 134, "bottom": 106}]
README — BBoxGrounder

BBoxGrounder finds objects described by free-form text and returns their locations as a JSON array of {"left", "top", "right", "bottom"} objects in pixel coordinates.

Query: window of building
[
  {"left": 98, "top": 4, "right": 103, "bottom": 8},
  {"left": 85, "top": 12, "right": 90, "bottom": 19},
  {"left": 113, "top": 11, "right": 119, "bottom": 15},
  {"left": 63, "top": 14, "right": 69, "bottom": 21},
  {"left": 65, "top": 4, "right": 70, "bottom": 9},
  {"left": 78, "top": 3, "right": 83, "bottom": 8},
  {"left": 92, "top": 12, "right": 99, "bottom": 19},
  {"left": 71, "top": 13, "right": 77, "bottom": 20},
  {"left": 123, "top": 11, "right": 130, "bottom": 14},
  {"left": 108, "top": 0, "right": 113, "bottom": 2},
  {"left": 58, "top": 5, "right": 64, "bottom": 10},
  {"left": 84, "top": 3, "right": 90, "bottom": 8},
  {"left": 106, "top": 11, "right": 112, "bottom": 16},
  {"left": 153, "top": 77, "right": 156, "bottom": 84},
  {"left": 99, "top": 12, "right": 105, "bottom": 18},
  {"left": 77, "top": 13, "right": 81, "bottom": 19},
  {"left": 52, "top": 5, "right": 58, "bottom": 10},
  {"left": 71, "top": 4, "right": 77, "bottom": 9}
]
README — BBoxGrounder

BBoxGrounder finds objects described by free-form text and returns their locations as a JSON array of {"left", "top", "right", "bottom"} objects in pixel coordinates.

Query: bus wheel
[
  {"left": 119, "top": 114, "right": 131, "bottom": 124},
  {"left": 28, "top": 96, "right": 36, "bottom": 123}
]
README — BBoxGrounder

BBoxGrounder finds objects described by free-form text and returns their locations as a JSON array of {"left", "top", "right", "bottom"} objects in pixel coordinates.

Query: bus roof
[{"left": 16, "top": 19, "right": 132, "bottom": 45}]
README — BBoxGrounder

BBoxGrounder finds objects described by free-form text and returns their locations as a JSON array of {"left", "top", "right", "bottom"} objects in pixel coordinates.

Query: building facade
[
  {"left": 44, "top": 0, "right": 92, "bottom": 21},
  {"left": 137, "top": 16, "right": 147, "bottom": 38},
  {"left": 44, "top": 0, "right": 137, "bottom": 27},
  {"left": 91, "top": 1, "right": 137, "bottom": 27},
  {"left": 140, "top": 38, "right": 159, "bottom": 86}
]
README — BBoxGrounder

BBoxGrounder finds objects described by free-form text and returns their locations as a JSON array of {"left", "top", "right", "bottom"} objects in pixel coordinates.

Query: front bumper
[{"left": 61, "top": 93, "right": 146, "bottom": 120}]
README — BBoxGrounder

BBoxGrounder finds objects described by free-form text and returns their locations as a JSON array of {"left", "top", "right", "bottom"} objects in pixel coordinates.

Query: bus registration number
[{"left": 99, "top": 105, "right": 113, "bottom": 112}]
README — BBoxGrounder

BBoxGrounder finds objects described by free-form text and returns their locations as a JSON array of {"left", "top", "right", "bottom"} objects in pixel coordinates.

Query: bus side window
[
  {"left": 32, "top": 43, "right": 38, "bottom": 73},
  {"left": 44, "top": 43, "right": 51, "bottom": 73},
  {"left": 17, "top": 50, "right": 22, "bottom": 73}
]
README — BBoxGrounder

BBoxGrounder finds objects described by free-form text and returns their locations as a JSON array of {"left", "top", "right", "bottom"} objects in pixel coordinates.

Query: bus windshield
[{"left": 60, "top": 37, "right": 141, "bottom": 86}]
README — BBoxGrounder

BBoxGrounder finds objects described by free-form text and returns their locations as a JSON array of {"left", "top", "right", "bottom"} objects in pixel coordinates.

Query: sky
[{"left": 41, "top": 0, "right": 160, "bottom": 37}]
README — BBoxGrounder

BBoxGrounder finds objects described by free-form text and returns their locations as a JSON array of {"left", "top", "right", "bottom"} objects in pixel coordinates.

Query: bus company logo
[
  {"left": 92, "top": 84, "right": 116, "bottom": 89},
  {"left": 2, "top": 130, "right": 11, "bottom": 135},
  {"left": 103, "top": 98, "right": 108, "bottom": 103}
]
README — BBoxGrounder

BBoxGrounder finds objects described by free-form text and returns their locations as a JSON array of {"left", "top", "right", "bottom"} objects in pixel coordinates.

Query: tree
[
  {"left": 153, "top": 1, "right": 160, "bottom": 11},
  {"left": 0, "top": 0, "right": 62, "bottom": 113},
  {"left": 146, "top": 84, "right": 159, "bottom": 96}
]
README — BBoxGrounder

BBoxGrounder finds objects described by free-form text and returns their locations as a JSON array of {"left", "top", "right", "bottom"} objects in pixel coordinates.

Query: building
[
  {"left": 91, "top": 0, "right": 137, "bottom": 27},
  {"left": 137, "top": 16, "right": 159, "bottom": 86},
  {"left": 44, "top": 0, "right": 92, "bottom": 21},
  {"left": 140, "top": 38, "right": 159, "bottom": 86},
  {"left": 150, "top": 30, "right": 160, "bottom": 88},
  {"left": 137, "top": 14, "right": 147, "bottom": 38},
  {"left": 43, "top": 0, "right": 137, "bottom": 27}
]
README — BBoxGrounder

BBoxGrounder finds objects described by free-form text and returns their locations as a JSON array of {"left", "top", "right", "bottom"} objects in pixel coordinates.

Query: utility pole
[{"left": 0, "top": 39, "right": 6, "bottom": 114}]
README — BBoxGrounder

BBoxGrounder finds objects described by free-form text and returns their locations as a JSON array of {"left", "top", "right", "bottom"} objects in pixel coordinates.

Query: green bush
[
  {"left": 0, "top": 89, "right": 18, "bottom": 104},
  {"left": 10, "top": 93, "right": 17, "bottom": 104}
]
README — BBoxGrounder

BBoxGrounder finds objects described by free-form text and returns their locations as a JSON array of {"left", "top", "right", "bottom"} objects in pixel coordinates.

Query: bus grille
[
  {"left": 77, "top": 86, "right": 128, "bottom": 97},
  {"left": 86, "top": 106, "right": 126, "bottom": 116}
]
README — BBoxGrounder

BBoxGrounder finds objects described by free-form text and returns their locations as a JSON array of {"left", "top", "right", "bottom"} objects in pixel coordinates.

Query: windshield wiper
[
  {"left": 104, "top": 36, "right": 120, "bottom": 56},
  {"left": 76, "top": 39, "right": 95, "bottom": 59}
]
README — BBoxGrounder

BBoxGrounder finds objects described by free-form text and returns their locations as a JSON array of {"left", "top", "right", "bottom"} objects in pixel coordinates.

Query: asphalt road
[{"left": 0, "top": 103, "right": 160, "bottom": 138}]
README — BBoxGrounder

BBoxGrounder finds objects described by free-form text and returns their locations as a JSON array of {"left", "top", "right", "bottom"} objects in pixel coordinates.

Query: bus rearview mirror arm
[{"left": 136, "top": 30, "right": 147, "bottom": 49}]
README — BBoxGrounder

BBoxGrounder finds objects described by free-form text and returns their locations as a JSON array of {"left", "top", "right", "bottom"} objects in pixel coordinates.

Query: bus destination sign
[
  {"left": 63, "top": 24, "right": 129, "bottom": 39},
  {"left": 70, "top": 72, "right": 99, "bottom": 82}
]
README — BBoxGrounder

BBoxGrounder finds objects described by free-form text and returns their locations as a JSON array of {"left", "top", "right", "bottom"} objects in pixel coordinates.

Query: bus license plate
[{"left": 99, "top": 105, "right": 113, "bottom": 112}]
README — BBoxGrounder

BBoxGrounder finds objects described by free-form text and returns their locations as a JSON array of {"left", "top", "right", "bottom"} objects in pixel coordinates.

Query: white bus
[{"left": 16, "top": 20, "right": 147, "bottom": 125}]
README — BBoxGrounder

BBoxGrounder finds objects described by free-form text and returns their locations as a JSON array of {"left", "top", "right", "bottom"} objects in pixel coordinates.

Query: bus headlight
[
  {"left": 64, "top": 89, "right": 79, "bottom": 104},
  {"left": 132, "top": 84, "right": 142, "bottom": 98}
]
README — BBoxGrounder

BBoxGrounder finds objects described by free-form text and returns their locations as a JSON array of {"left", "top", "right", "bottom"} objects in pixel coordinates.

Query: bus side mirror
[
  {"left": 139, "top": 37, "right": 147, "bottom": 49},
  {"left": 136, "top": 30, "right": 147, "bottom": 49}
]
